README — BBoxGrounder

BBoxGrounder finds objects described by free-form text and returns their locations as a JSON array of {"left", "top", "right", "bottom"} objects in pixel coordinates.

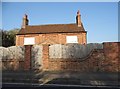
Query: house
[{"left": 16, "top": 10, "right": 87, "bottom": 46}]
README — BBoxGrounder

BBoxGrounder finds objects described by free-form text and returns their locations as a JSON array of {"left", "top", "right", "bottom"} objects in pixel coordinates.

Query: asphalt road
[
  {"left": 2, "top": 83, "right": 120, "bottom": 89},
  {"left": 2, "top": 71, "right": 120, "bottom": 89}
]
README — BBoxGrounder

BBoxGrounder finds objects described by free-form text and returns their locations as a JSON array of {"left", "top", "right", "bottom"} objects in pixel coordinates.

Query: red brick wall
[
  {"left": 2, "top": 60, "right": 24, "bottom": 70},
  {"left": 102, "top": 42, "right": 119, "bottom": 72},
  {"left": 44, "top": 49, "right": 104, "bottom": 72},
  {"left": 42, "top": 44, "right": 49, "bottom": 70},
  {"left": 12, "top": 42, "right": 119, "bottom": 72},
  {"left": 16, "top": 33, "right": 87, "bottom": 46},
  {"left": 42, "top": 42, "right": 119, "bottom": 72},
  {"left": 24, "top": 45, "right": 32, "bottom": 70}
]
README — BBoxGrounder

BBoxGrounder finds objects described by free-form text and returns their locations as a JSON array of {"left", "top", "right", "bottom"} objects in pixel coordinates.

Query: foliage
[
  {"left": 0, "top": 28, "right": 20, "bottom": 47},
  {"left": 0, "top": 29, "right": 2, "bottom": 46}
]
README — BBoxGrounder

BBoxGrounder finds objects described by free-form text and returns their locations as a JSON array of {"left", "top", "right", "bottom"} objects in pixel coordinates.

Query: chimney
[
  {"left": 76, "top": 10, "right": 81, "bottom": 27},
  {"left": 22, "top": 14, "right": 29, "bottom": 28}
]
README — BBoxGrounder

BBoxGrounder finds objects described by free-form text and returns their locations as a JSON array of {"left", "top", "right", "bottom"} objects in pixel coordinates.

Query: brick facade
[
  {"left": 16, "top": 11, "right": 87, "bottom": 46},
  {"left": 16, "top": 33, "right": 87, "bottom": 46}
]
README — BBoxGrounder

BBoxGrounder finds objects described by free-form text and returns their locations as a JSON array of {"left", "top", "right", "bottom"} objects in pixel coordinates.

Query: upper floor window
[
  {"left": 66, "top": 36, "right": 78, "bottom": 43},
  {"left": 24, "top": 37, "right": 35, "bottom": 45}
]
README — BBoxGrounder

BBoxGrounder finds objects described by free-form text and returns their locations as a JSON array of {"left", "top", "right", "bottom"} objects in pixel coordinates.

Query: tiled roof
[{"left": 17, "top": 23, "right": 86, "bottom": 35}]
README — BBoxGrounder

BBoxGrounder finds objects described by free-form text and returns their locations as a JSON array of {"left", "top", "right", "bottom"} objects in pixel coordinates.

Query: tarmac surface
[
  {"left": 2, "top": 71, "right": 120, "bottom": 88},
  {"left": 2, "top": 83, "right": 120, "bottom": 89}
]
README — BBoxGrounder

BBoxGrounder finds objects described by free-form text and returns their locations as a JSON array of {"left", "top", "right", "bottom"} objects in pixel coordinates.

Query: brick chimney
[
  {"left": 76, "top": 10, "right": 81, "bottom": 27},
  {"left": 22, "top": 14, "right": 29, "bottom": 28}
]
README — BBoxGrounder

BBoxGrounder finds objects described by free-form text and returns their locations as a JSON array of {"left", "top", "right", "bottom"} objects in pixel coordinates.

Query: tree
[
  {"left": 0, "top": 29, "right": 2, "bottom": 46},
  {"left": 1, "top": 29, "right": 20, "bottom": 47}
]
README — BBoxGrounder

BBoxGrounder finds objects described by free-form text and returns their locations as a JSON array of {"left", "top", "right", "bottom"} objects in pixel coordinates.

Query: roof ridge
[{"left": 28, "top": 23, "right": 76, "bottom": 27}]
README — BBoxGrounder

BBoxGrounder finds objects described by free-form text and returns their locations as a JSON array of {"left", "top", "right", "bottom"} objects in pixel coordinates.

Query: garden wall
[
  {"left": 43, "top": 42, "right": 119, "bottom": 72},
  {"left": 0, "top": 42, "right": 119, "bottom": 72},
  {"left": 0, "top": 45, "right": 43, "bottom": 70},
  {"left": 0, "top": 46, "right": 25, "bottom": 70}
]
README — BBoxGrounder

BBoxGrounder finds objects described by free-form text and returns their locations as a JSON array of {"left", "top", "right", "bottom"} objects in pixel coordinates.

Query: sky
[{"left": 1, "top": 2, "right": 118, "bottom": 43}]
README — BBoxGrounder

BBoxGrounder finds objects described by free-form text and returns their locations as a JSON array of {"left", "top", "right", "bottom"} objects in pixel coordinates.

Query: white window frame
[
  {"left": 66, "top": 36, "right": 78, "bottom": 43},
  {"left": 24, "top": 37, "right": 35, "bottom": 45}
]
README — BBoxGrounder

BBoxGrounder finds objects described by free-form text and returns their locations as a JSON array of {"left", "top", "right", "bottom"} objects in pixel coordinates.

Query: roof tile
[{"left": 17, "top": 23, "right": 86, "bottom": 35}]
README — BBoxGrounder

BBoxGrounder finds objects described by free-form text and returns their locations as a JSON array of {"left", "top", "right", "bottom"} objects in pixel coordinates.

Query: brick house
[{"left": 16, "top": 10, "right": 87, "bottom": 46}]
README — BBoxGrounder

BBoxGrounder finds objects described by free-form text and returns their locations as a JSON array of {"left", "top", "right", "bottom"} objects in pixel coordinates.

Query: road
[
  {"left": 2, "top": 83, "right": 120, "bottom": 89},
  {"left": 2, "top": 71, "right": 120, "bottom": 89}
]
